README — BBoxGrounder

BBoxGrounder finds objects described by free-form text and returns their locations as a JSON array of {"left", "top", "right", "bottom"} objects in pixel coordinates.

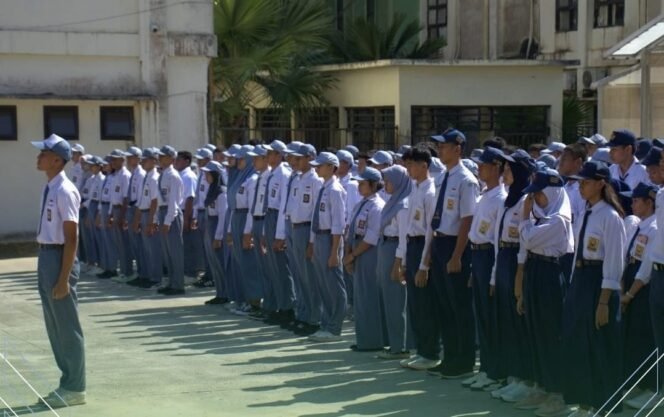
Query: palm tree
[
  {"left": 329, "top": 13, "right": 447, "bottom": 63},
  {"left": 562, "top": 95, "right": 593, "bottom": 143},
  {"left": 212, "top": 0, "right": 336, "bottom": 144}
]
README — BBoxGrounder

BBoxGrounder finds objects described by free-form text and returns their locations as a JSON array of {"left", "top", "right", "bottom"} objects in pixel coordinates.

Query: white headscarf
[{"left": 532, "top": 186, "right": 575, "bottom": 253}]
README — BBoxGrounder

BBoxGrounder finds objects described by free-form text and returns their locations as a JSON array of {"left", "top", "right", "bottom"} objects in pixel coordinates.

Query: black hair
[
  {"left": 324, "top": 146, "right": 338, "bottom": 153},
  {"left": 483, "top": 137, "right": 507, "bottom": 150},
  {"left": 213, "top": 148, "right": 223, "bottom": 154},
  {"left": 248, "top": 139, "right": 261, "bottom": 146},
  {"left": 528, "top": 143, "right": 547, "bottom": 152},
  {"left": 402, "top": 147, "right": 432, "bottom": 167},
  {"left": 505, "top": 159, "right": 530, "bottom": 209},
  {"left": 563, "top": 143, "right": 588, "bottom": 162},
  {"left": 502, "top": 144, "right": 518, "bottom": 154},
  {"left": 415, "top": 141, "right": 438, "bottom": 158},
  {"left": 177, "top": 151, "right": 192, "bottom": 164}
]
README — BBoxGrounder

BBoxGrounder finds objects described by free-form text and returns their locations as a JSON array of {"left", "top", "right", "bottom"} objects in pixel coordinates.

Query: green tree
[
  {"left": 562, "top": 95, "right": 593, "bottom": 143},
  {"left": 329, "top": 13, "right": 446, "bottom": 63},
  {"left": 212, "top": 0, "right": 336, "bottom": 143}
]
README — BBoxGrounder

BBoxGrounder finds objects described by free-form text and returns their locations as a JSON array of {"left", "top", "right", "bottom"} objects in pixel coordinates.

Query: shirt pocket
[
  {"left": 585, "top": 232, "right": 602, "bottom": 255},
  {"left": 477, "top": 217, "right": 492, "bottom": 236},
  {"left": 444, "top": 191, "right": 459, "bottom": 213}
]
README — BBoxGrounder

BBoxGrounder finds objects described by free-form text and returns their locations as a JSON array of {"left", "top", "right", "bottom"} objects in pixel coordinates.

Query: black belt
[
  {"left": 628, "top": 257, "right": 641, "bottom": 265},
  {"left": 433, "top": 231, "right": 454, "bottom": 238},
  {"left": 140, "top": 209, "right": 150, "bottom": 213},
  {"left": 383, "top": 235, "right": 399, "bottom": 242},
  {"left": 471, "top": 243, "right": 493, "bottom": 251},
  {"left": 159, "top": 205, "right": 167, "bottom": 209},
  {"left": 354, "top": 234, "right": 364, "bottom": 240},
  {"left": 267, "top": 208, "right": 279, "bottom": 213},
  {"left": 575, "top": 259, "right": 603, "bottom": 268},
  {"left": 314, "top": 229, "right": 331, "bottom": 235},
  {"left": 293, "top": 221, "right": 311, "bottom": 228},
  {"left": 39, "top": 244, "right": 64, "bottom": 250},
  {"left": 499, "top": 241, "right": 520, "bottom": 249},
  {"left": 528, "top": 251, "right": 559, "bottom": 264},
  {"left": 129, "top": 200, "right": 137, "bottom": 206},
  {"left": 101, "top": 201, "right": 110, "bottom": 205},
  {"left": 407, "top": 235, "right": 425, "bottom": 242},
  {"left": 253, "top": 215, "right": 265, "bottom": 220},
  {"left": 112, "top": 204, "right": 123, "bottom": 208},
  {"left": 235, "top": 208, "right": 248, "bottom": 213},
  {"left": 653, "top": 262, "right": 664, "bottom": 271}
]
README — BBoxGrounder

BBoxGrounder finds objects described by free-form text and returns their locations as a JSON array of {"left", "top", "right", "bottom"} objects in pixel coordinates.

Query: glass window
[
  {"left": 594, "top": 0, "right": 624, "bottom": 28},
  {"left": 427, "top": 0, "right": 448, "bottom": 41},
  {"left": 44, "top": 106, "right": 78, "bottom": 140},
  {"left": 100, "top": 107, "right": 134, "bottom": 140},
  {"left": 556, "top": 0, "right": 578, "bottom": 32},
  {"left": 0, "top": 106, "right": 17, "bottom": 141}
]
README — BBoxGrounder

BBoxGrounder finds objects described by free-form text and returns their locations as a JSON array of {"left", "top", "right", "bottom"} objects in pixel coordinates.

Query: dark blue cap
[
  {"left": 503, "top": 149, "right": 538, "bottom": 174},
  {"left": 641, "top": 146, "right": 662, "bottom": 166},
  {"left": 431, "top": 128, "right": 466, "bottom": 145},
  {"left": 620, "top": 181, "right": 658, "bottom": 201},
  {"left": 472, "top": 146, "right": 504, "bottom": 165},
  {"left": 608, "top": 129, "right": 637, "bottom": 148},
  {"left": 570, "top": 160, "right": 611, "bottom": 181},
  {"left": 653, "top": 138, "right": 664, "bottom": 148},
  {"left": 635, "top": 139, "right": 653, "bottom": 160},
  {"left": 522, "top": 168, "right": 564, "bottom": 193},
  {"left": 352, "top": 167, "right": 382, "bottom": 182}
]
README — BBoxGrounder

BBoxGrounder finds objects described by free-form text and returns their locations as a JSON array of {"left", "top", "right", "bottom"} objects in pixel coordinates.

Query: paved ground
[{"left": 0, "top": 257, "right": 661, "bottom": 417}]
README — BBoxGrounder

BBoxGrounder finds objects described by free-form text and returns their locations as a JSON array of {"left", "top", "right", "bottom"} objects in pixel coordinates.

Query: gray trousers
[
  {"left": 140, "top": 211, "right": 163, "bottom": 283},
  {"left": 651, "top": 267, "right": 664, "bottom": 389},
  {"left": 83, "top": 203, "right": 99, "bottom": 265},
  {"left": 126, "top": 208, "right": 144, "bottom": 277},
  {"left": 230, "top": 210, "right": 262, "bottom": 301},
  {"left": 183, "top": 217, "right": 205, "bottom": 276},
  {"left": 290, "top": 223, "right": 321, "bottom": 325},
  {"left": 252, "top": 218, "right": 274, "bottom": 311},
  {"left": 111, "top": 206, "right": 133, "bottom": 276},
  {"left": 99, "top": 202, "right": 117, "bottom": 271},
  {"left": 312, "top": 232, "right": 347, "bottom": 335},
  {"left": 37, "top": 247, "right": 86, "bottom": 392},
  {"left": 352, "top": 237, "right": 385, "bottom": 349},
  {"left": 158, "top": 207, "right": 184, "bottom": 290},
  {"left": 285, "top": 220, "right": 306, "bottom": 320},
  {"left": 377, "top": 238, "right": 413, "bottom": 353},
  {"left": 204, "top": 214, "right": 227, "bottom": 298},
  {"left": 265, "top": 209, "right": 295, "bottom": 311}
]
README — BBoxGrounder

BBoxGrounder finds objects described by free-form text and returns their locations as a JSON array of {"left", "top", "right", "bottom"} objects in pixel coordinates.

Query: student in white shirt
[
  {"left": 192, "top": 148, "right": 213, "bottom": 287},
  {"left": 122, "top": 147, "right": 146, "bottom": 286},
  {"left": 200, "top": 161, "right": 229, "bottom": 306},
  {"left": 155, "top": 145, "right": 186, "bottom": 295},
  {"left": 108, "top": 149, "right": 132, "bottom": 279},
  {"left": 608, "top": 129, "right": 649, "bottom": 190},
  {"left": 96, "top": 156, "right": 119, "bottom": 279},
  {"left": 86, "top": 157, "right": 105, "bottom": 275},
  {"left": 343, "top": 167, "right": 385, "bottom": 351},
  {"left": 516, "top": 169, "right": 574, "bottom": 416},
  {"left": 640, "top": 146, "right": 664, "bottom": 186},
  {"left": 81, "top": 157, "right": 102, "bottom": 272},
  {"left": 619, "top": 183, "right": 659, "bottom": 409},
  {"left": 77, "top": 155, "right": 94, "bottom": 270},
  {"left": 176, "top": 151, "right": 202, "bottom": 278},
  {"left": 32, "top": 134, "right": 86, "bottom": 407},
  {"left": 465, "top": 147, "right": 507, "bottom": 390},
  {"left": 562, "top": 161, "right": 626, "bottom": 414},
  {"left": 376, "top": 165, "right": 413, "bottom": 360}
]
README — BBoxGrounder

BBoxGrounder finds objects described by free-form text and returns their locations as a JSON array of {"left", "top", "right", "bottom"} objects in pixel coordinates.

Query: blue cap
[
  {"left": 396, "top": 145, "right": 411, "bottom": 157},
  {"left": 336, "top": 149, "right": 354, "bottom": 165},
  {"left": 368, "top": 150, "right": 393, "bottom": 166},
  {"left": 292, "top": 144, "right": 317, "bottom": 158},
  {"left": 124, "top": 146, "right": 142, "bottom": 158},
  {"left": 431, "top": 128, "right": 466, "bottom": 145},
  {"left": 352, "top": 167, "right": 381, "bottom": 182},
  {"left": 503, "top": 149, "right": 538, "bottom": 173},
  {"left": 608, "top": 129, "right": 637, "bottom": 147},
  {"left": 641, "top": 146, "right": 662, "bottom": 166},
  {"left": 195, "top": 148, "right": 213, "bottom": 160},
  {"left": 620, "top": 181, "right": 658, "bottom": 201},
  {"left": 344, "top": 145, "right": 359, "bottom": 158},
  {"left": 235, "top": 145, "right": 254, "bottom": 159},
  {"left": 590, "top": 147, "right": 612, "bottom": 165},
  {"left": 90, "top": 155, "right": 105, "bottom": 166},
  {"left": 102, "top": 155, "right": 112, "bottom": 165},
  {"left": 222, "top": 144, "right": 242, "bottom": 157},
  {"left": 108, "top": 149, "right": 126, "bottom": 159},
  {"left": 285, "top": 141, "right": 304, "bottom": 154},
  {"left": 201, "top": 160, "right": 224, "bottom": 175},
  {"left": 537, "top": 154, "right": 557, "bottom": 169},
  {"left": 653, "top": 138, "right": 664, "bottom": 148},
  {"left": 247, "top": 144, "right": 269, "bottom": 157},
  {"left": 429, "top": 157, "right": 445, "bottom": 175},
  {"left": 472, "top": 146, "right": 504, "bottom": 165},
  {"left": 156, "top": 145, "right": 177, "bottom": 158},
  {"left": 204, "top": 143, "right": 217, "bottom": 151},
  {"left": 577, "top": 136, "right": 594, "bottom": 145},
  {"left": 71, "top": 143, "right": 85, "bottom": 153},
  {"left": 309, "top": 151, "right": 339, "bottom": 167},
  {"left": 591, "top": 134, "right": 608, "bottom": 146},
  {"left": 636, "top": 139, "right": 652, "bottom": 160},
  {"left": 570, "top": 161, "right": 611, "bottom": 181},
  {"left": 265, "top": 139, "right": 288, "bottom": 153},
  {"left": 31, "top": 134, "right": 73, "bottom": 162},
  {"left": 523, "top": 168, "right": 564, "bottom": 193}
]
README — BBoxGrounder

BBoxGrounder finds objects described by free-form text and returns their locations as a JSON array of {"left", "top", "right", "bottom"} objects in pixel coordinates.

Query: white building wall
[{"left": 0, "top": 0, "right": 216, "bottom": 240}]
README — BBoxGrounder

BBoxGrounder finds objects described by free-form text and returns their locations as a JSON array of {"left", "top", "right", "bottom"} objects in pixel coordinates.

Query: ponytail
[{"left": 601, "top": 182, "right": 625, "bottom": 218}]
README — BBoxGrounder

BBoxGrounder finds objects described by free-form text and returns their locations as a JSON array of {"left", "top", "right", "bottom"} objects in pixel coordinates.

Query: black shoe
[
  {"left": 281, "top": 318, "right": 299, "bottom": 330},
  {"left": 205, "top": 297, "right": 229, "bottom": 305},
  {"left": 126, "top": 277, "right": 143, "bottom": 287},
  {"left": 157, "top": 286, "right": 172, "bottom": 294},
  {"left": 263, "top": 311, "right": 284, "bottom": 325},
  {"left": 138, "top": 279, "right": 158, "bottom": 289},
  {"left": 248, "top": 309, "right": 268, "bottom": 321},
  {"left": 427, "top": 363, "right": 447, "bottom": 376},
  {"left": 295, "top": 324, "right": 319, "bottom": 337},
  {"left": 162, "top": 288, "right": 185, "bottom": 296},
  {"left": 440, "top": 366, "right": 475, "bottom": 380},
  {"left": 96, "top": 270, "right": 112, "bottom": 279},
  {"left": 192, "top": 278, "right": 208, "bottom": 288},
  {"left": 349, "top": 344, "right": 384, "bottom": 352},
  {"left": 107, "top": 271, "right": 118, "bottom": 278}
]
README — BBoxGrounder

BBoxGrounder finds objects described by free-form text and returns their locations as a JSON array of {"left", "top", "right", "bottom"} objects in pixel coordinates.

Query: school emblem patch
[
  {"left": 587, "top": 237, "right": 599, "bottom": 252},
  {"left": 414, "top": 209, "right": 421, "bottom": 221},
  {"left": 446, "top": 198, "right": 455, "bottom": 210},
  {"left": 303, "top": 193, "right": 310, "bottom": 203},
  {"left": 479, "top": 220, "right": 490, "bottom": 235},
  {"left": 508, "top": 226, "right": 519, "bottom": 239},
  {"left": 635, "top": 243, "right": 645, "bottom": 258}
]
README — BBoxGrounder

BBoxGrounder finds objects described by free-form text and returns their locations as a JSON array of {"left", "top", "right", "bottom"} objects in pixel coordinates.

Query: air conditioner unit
[{"left": 582, "top": 68, "right": 609, "bottom": 89}]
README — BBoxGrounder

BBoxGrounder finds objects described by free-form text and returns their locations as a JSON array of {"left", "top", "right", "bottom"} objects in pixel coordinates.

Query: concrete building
[{"left": 0, "top": 0, "right": 216, "bottom": 240}]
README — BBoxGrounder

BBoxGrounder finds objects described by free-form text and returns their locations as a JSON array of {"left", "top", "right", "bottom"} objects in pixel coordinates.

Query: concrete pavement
[{"left": 0, "top": 257, "right": 659, "bottom": 417}]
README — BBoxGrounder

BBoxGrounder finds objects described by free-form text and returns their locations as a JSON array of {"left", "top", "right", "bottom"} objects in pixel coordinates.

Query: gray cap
[
  {"left": 461, "top": 158, "right": 478, "bottom": 177},
  {"left": 352, "top": 167, "right": 381, "bottom": 182},
  {"left": 590, "top": 147, "right": 612, "bottom": 165},
  {"left": 429, "top": 157, "right": 445, "bottom": 176},
  {"left": 109, "top": 149, "right": 126, "bottom": 159},
  {"left": 547, "top": 141, "right": 566, "bottom": 153},
  {"left": 336, "top": 149, "right": 354, "bottom": 165},
  {"left": 71, "top": 143, "right": 85, "bottom": 153},
  {"left": 285, "top": 141, "right": 305, "bottom": 154},
  {"left": 156, "top": 145, "right": 177, "bottom": 158},
  {"left": 265, "top": 139, "right": 288, "bottom": 153},
  {"left": 222, "top": 144, "right": 242, "bottom": 157},
  {"left": 195, "top": 148, "right": 213, "bottom": 160},
  {"left": 201, "top": 160, "right": 224, "bottom": 175},
  {"left": 204, "top": 143, "right": 217, "bottom": 151},
  {"left": 247, "top": 144, "right": 269, "bottom": 157},
  {"left": 31, "top": 134, "right": 73, "bottom": 162},
  {"left": 537, "top": 154, "right": 557, "bottom": 169},
  {"left": 141, "top": 148, "right": 159, "bottom": 160},
  {"left": 368, "top": 150, "right": 394, "bottom": 166},
  {"left": 309, "top": 151, "right": 339, "bottom": 167},
  {"left": 344, "top": 145, "right": 359, "bottom": 158},
  {"left": 124, "top": 146, "right": 142, "bottom": 158},
  {"left": 591, "top": 133, "right": 608, "bottom": 146},
  {"left": 292, "top": 144, "right": 317, "bottom": 158}
]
